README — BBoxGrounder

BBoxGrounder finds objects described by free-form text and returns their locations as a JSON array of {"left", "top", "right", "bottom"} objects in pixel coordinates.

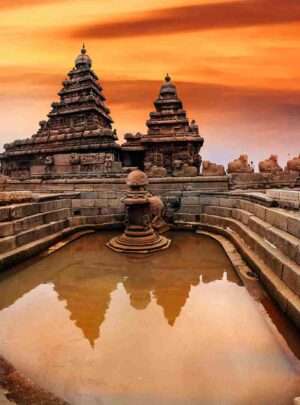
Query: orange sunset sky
[{"left": 1, "top": 0, "right": 300, "bottom": 166}]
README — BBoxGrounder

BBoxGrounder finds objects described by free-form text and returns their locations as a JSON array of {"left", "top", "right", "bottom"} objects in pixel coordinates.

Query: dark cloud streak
[{"left": 69, "top": 0, "right": 300, "bottom": 39}]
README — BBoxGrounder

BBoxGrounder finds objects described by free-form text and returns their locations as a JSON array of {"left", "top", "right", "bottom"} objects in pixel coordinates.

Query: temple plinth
[{"left": 107, "top": 170, "right": 171, "bottom": 254}]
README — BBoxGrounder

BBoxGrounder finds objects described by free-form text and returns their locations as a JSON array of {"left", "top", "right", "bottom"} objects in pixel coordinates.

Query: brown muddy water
[{"left": 0, "top": 231, "right": 299, "bottom": 405}]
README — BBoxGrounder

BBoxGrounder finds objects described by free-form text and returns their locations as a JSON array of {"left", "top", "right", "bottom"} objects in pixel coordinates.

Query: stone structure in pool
[{"left": 107, "top": 169, "right": 171, "bottom": 254}]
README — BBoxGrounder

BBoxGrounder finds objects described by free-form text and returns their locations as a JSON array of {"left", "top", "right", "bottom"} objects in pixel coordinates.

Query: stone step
[
  {"left": 203, "top": 205, "right": 300, "bottom": 265},
  {"left": 200, "top": 213, "right": 300, "bottom": 298},
  {"left": 0, "top": 225, "right": 83, "bottom": 271},
  {"left": 180, "top": 193, "right": 300, "bottom": 240},
  {"left": 0, "top": 199, "right": 72, "bottom": 223},
  {"left": 15, "top": 220, "right": 69, "bottom": 249},
  {"left": 193, "top": 221, "right": 300, "bottom": 329},
  {"left": 0, "top": 208, "right": 71, "bottom": 238},
  {"left": 0, "top": 219, "right": 69, "bottom": 256}
]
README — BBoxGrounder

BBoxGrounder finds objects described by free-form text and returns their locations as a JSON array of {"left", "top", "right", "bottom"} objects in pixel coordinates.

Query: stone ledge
[{"left": 200, "top": 214, "right": 300, "bottom": 297}]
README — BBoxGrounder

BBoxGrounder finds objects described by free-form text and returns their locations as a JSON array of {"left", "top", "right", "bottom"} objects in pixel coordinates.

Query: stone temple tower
[
  {"left": 0, "top": 45, "right": 122, "bottom": 178},
  {"left": 122, "top": 74, "right": 204, "bottom": 177}
]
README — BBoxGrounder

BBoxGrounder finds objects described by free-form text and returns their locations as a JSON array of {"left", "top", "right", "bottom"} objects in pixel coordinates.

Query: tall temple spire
[{"left": 1, "top": 44, "right": 122, "bottom": 178}]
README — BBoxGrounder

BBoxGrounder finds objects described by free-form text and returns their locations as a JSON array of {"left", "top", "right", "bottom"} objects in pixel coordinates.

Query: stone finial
[
  {"left": 259, "top": 155, "right": 283, "bottom": 174},
  {"left": 165, "top": 73, "right": 171, "bottom": 82},
  {"left": 127, "top": 169, "right": 149, "bottom": 188},
  {"left": 227, "top": 154, "right": 254, "bottom": 174},
  {"left": 75, "top": 43, "right": 92, "bottom": 67}
]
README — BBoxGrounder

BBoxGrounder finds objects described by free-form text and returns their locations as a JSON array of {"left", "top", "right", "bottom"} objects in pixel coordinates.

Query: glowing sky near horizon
[{"left": 1, "top": 0, "right": 300, "bottom": 166}]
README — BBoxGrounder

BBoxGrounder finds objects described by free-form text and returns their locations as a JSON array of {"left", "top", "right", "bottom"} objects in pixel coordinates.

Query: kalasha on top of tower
[{"left": 75, "top": 43, "right": 92, "bottom": 68}]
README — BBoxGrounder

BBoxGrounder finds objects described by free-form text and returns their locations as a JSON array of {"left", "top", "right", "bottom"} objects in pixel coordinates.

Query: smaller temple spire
[
  {"left": 81, "top": 43, "right": 86, "bottom": 54},
  {"left": 165, "top": 73, "right": 171, "bottom": 82}
]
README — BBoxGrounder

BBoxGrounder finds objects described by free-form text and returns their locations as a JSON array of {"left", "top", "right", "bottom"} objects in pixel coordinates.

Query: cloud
[
  {"left": 0, "top": 0, "right": 66, "bottom": 9},
  {"left": 68, "top": 0, "right": 300, "bottom": 39}
]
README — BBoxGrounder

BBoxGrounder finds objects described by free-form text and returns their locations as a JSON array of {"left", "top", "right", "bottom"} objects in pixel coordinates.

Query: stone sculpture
[
  {"left": 227, "top": 155, "right": 254, "bottom": 174},
  {"left": 148, "top": 195, "right": 170, "bottom": 233},
  {"left": 107, "top": 170, "right": 171, "bottom": 253},
  {"left": 259, "top": 155, "right": 283, "bottom": 174},
  {"left": 172, "top": 160, "right": 198, "bottom": 177},
  {"left": 285, "top": 155, "right": 300, "bottom": 174},
  {"left": 202, "top": 160, "right": 226, "bottom": 176}
]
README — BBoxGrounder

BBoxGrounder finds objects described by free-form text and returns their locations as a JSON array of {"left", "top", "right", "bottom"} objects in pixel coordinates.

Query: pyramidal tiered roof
[
  {"left": 4, "top": 45, "right": 118, "bottom": 157},
  {"left": 145, "top": 74, "right": 201, "bottom": 140}
]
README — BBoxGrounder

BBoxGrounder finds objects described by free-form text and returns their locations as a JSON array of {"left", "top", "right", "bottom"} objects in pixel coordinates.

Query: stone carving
[
  {"left": 259, "top": 155, "right": 283, "bottom": 174},
  {"left": 172, "top": 160, "right": 198, "bottom": 177},
  {"left": 148, "top": 195, "right": 170, "bottom": 233},
  {"left": 285, "top": 154, "right": 300, "bottom": 173},
  {"left": 227, "top": 155, "right": 254, "bottom": 174},
  {"left": 70, "top": 153, "right": 81, "bottom": 165},
  {"left": 202, "top": 160, "right": 226, "bottom": 176},
  {"left": 107, "top": 170, "right": 171, "bottom": 253},
  {"left": 144, "top": 161, "right": 167, "bottom": 177},
  {"left": 190, "top": 119, "right": 199, "bottom": 134},
  {"left": 44, "top": 156, "right": 54, "bottom": 166},
  {"left": 124, "top": 133, "right": 142, "bottom": 142}
]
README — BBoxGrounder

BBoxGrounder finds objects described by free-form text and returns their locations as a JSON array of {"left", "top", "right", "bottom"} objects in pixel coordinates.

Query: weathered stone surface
[
  {"left": 202, "top": 161, "right": 225, "bottom": 176},
  {"left": 265, "top": 209, "right": 288, "bottom": 232},
  {"left": 0, "top": 207, "right": 10, "bottom": 222},
  {"left": 282, "top": 262, "right": 300, "bottom": 295},
  {"left": 10, "top": 203, "right": 40, "bottom": 220},
  {"left": 227, "top": 155, "right": 254, "bottom": 174},
  {"left": 0, "top": 222, "right": 14, "bottom": 238},
  {"left": 248, "top": 216, "right": 271, "bottom": 239},
  {"left": 80, "top": 208, "right": 99, "bottom": 216},
  {"left": 0, "top": 236, "right": 16, "bottom": 254},
  {"left": 285, "top": 154, "right": 300, "bottom": 174},
  {"left": 259, "top": 155, "right": 283, "bottom": 174},
  {"left": 231, "top": 209, "right": 253, "bottom": 226}
]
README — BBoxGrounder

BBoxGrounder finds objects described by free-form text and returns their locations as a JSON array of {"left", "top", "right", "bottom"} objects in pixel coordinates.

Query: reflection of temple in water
[
  {"left": 53, "top": 266, "right": 121, "bottom": 347},
  {"left": 0, "top": 233, "right": 241, "bottom": 347},
  {"left": 52, "top": 266, "right": 236, "bottom": 345}
]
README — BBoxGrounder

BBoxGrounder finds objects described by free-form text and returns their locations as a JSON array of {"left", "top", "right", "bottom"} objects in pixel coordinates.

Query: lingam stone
[
  {"left": 259, "top": 155, "right": 283, "bottom": 174},
  {"left": 107, "top": 170, "right": 171, "bottom": 253},
  {"left": 227, "top": 154, "right": 254, "bottom": 174},
  {"left": 202, "top": 160, "right": 226, "bottom": 176}
]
